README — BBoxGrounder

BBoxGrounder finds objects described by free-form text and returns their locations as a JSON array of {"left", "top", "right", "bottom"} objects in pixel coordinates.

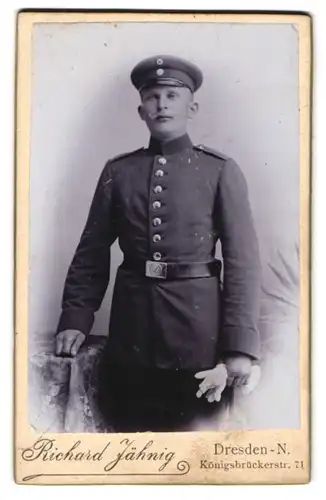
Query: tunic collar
[{"left": 148, "top": 133, "right": 193, "bottom": 155}]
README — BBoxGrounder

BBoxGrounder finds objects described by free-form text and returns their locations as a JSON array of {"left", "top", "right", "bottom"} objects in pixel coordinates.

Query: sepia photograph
[{"left": 15, "top": 10, "right": 311, "bottom": 484}]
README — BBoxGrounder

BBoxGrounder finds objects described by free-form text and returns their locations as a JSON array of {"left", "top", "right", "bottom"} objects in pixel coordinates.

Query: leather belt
[{"left": 121, "top": 259, "right": 222, "bottom": 280}]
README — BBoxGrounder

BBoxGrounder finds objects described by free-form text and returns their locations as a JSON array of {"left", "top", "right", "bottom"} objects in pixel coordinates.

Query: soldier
[{"left": 55, "top": 55, "right": 262, "bottom": 432}]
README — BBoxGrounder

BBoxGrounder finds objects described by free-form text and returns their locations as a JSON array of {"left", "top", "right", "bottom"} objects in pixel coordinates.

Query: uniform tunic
[{"left": 57, "top": 133, "right": 261, "bottom": 372}]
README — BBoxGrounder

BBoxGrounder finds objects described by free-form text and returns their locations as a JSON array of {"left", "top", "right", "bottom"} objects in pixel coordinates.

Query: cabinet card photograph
[{"left": 15, "top": 11, "right": 311, "bottom": 484}]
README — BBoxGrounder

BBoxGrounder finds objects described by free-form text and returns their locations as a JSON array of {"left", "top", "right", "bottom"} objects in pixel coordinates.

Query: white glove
[{"left": 194, "top": 363, "right": 228, "bottom": 403}]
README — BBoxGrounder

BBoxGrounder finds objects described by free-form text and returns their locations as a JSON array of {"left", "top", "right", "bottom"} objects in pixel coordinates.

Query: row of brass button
[{"left": 152, "top": 157, "right": 167, "bottom": 261}]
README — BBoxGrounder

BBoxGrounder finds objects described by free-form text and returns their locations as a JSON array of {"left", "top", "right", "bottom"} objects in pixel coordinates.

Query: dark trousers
[{"left": 97, "top": 365, "right": 230, "bottom": 432}]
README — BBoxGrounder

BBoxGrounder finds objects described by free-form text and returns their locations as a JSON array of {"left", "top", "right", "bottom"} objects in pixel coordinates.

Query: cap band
[
  {"left": 139, "top": 77, "right": 192, "bottom": 93},
  {"left": 138, "top": 68, "right": 195, "bottom": 92}
]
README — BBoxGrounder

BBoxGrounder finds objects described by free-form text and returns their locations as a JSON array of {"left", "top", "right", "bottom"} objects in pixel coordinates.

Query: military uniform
[{"left": 57, "top": 56, "right": 261, "bottom": 432}]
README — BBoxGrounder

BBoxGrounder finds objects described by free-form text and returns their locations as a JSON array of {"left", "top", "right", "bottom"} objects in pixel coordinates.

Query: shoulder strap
[
  {"left": 108, "top": 147, "right": 145, "bottom": 163},
  {"left": 194, "top": 144, "right": 229, "bottom": 161}
]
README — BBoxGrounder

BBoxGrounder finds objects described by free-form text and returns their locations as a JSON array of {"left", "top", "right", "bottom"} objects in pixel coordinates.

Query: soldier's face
[{"left": 138, "top": 85, "right": 198, "bottom": 141}]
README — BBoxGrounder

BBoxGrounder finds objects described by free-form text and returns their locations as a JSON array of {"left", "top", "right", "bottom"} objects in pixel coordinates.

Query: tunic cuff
[
  {"left": 56, "top": 309, "right": 95, "bottom": 337},
  {"left": 219, "top": 326, "right": 261, "bottom": 361}
]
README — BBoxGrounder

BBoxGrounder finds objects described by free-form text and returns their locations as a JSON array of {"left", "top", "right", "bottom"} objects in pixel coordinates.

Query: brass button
[
  {"left": 153, "top": 201, "right": 161, "bottom": 209},
  {"left": 153, "top": 234, "right": 161, "bottom": 242},
  {"left": 153, "top": 252, "right": 162, "bottom": 261},
  {"left": 155, "top": 169, "right": 164, "bottom": 177},
  {"left": 153, "top": 185, "right": 163, "bottom": 194},
  {"left": 158, "top": 157, "right": 167, "bottom": 165},
  {"left": 153, "top": 217, "right": 162, "bottom": 226}
]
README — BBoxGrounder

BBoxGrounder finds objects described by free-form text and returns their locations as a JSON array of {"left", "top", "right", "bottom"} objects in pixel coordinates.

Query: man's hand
[
  {"left": 239, "top": 365, "right": 261, "bottom": 395},
  {"left": 194, "top": 363, "right": 228, "bottom": 403},
  {"left": 55, "top": 329, "right": 86, "bottom": 357},
  {"left": 224, "top": 354, "right": 252, "bottom": 387}
]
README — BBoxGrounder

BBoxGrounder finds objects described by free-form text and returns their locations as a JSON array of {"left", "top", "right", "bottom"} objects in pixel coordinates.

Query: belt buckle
[{"left": 145, "top": 261, "right": 167, "bottom": 279}]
